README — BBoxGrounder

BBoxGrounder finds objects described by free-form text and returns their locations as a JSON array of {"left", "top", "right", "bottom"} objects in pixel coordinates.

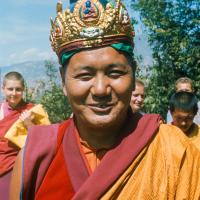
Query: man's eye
[
  {"left": 108, "top": 70, "right": 126, "bottom": 78},
  {"left": 176, "top": 117, "right": 183, "bottom": 121},
  {"left": 75, "top": 73, "right": 93, "bottom": 80},
  {"left": 186, "top": 116, "right": 194, "bottom": 120}
]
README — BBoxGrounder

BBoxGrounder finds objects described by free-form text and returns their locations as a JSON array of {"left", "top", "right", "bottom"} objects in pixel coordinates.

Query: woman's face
[
  {"left": 3, "top": 79, "right": 24, "bottom": 108},
  {"left": 63, "top": 47, "right": 134, "bottom": 129},
  {"left": 130, "top": 83, "right": 145, "bottom": 112}
]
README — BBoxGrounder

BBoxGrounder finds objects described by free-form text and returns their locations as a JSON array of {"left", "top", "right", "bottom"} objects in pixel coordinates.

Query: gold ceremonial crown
[{"left": 50, "top": 0, "right": 134, "bottom": 57}]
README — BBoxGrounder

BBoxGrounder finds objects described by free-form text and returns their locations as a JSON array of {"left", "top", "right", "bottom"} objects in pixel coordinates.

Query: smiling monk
[{"left": 10, "top": 0, "right": 200, "bottom": 199}]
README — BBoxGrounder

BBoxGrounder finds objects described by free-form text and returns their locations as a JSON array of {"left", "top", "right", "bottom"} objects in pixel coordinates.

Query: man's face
[
  {"left": 171, "top": 108, "right": 195, "bottom": 134},
  {"left": 63, "top": 47, "right": 134, "bottom": 129},
  {"left": 3, "top": 80, "right": 24, "bottom": 108},
  {"left": 176, "top": 83, "right": 193, "bottom": 92},
  {"left": 130, "top": 84, "right": 145, "bottom": 112}
]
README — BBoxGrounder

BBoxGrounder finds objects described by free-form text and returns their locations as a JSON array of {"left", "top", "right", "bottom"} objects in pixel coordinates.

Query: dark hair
[
  {"left": 169, "top": 91, "right": 198, "bottom": 115},
  {"left": 3, "top": 71, "right": 25, "bottom": 87}
]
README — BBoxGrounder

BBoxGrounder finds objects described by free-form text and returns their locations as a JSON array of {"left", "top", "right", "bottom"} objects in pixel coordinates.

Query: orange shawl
[
  {"left": 187, "top": 123, "right": 200, "bottom": 151},
  {"left": 101, "top": 124, "right": 200, "bottom": 199}
]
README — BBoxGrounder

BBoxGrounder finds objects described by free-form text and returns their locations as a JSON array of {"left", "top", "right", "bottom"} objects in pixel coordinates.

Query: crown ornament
[{"left": 50, "top": 0, "right": 134, "bottom": 57}]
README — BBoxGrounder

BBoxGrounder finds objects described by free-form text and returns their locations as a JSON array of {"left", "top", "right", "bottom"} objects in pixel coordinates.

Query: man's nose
[
  {"left": 91, "top": 75, "right": 111, "bottom": 97},
  {"left": 138, "top": 95, "right": 143, "bottom": 102},
  {"left": 181, "top": 121, "right": 186, "bottom": 126}
]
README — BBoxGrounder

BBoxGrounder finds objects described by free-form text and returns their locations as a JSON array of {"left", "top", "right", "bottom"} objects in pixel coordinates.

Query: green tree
[
  {"left": 40, "top": 60, "right": 72, "bottom": 123},
  {"left": 132, "top": 0, "right": 200, "bottom": 118}
]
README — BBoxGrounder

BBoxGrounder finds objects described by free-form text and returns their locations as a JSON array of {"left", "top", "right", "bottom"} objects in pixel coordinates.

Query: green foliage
[
  {"left": 41, "top": 82, "right": 72, "bottom": 123},
  {"left": 132, "top": 0, "right": 200, "bottom": 118},
  {"left": 39, "top": 60, "right": 72, "bottom": 123}
]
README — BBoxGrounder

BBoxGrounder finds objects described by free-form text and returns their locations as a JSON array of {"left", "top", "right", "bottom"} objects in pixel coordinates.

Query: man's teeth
[{"left": 98, "top": 104, "right": 107, "bottom": 108}]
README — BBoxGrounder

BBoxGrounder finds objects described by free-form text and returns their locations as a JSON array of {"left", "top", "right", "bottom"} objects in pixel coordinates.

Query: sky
[{"left": 0, "top": 0, "right": 153, "bottom": 67}]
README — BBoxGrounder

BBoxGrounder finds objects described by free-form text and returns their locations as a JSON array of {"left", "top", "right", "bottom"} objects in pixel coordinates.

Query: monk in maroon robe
[
  {"left": 10, "top": 0, "right": 200, "bottom": 199},
  {"left": 0, "top": 72, "right": 40, "bottom": 200}
]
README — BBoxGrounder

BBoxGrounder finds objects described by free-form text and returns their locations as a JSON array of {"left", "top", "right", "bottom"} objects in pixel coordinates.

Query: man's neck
[{"left": 75, "top": 120, "right": 127, "bottom": 150}]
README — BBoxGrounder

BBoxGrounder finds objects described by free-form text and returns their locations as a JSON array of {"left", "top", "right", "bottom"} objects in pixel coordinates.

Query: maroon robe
[
  {"left": 0, "top": 101, "right": 34, "bottom": 200},
  {"left": 22, "top": 112, "right": 161, "bottom": 200}
]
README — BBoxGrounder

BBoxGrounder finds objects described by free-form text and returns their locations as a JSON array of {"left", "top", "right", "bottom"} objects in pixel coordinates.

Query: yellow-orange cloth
[
  {"left": 101, "top": 124, "right": 200, "bottom": 200},
  {"left": 4, "top": 104, "right": 50, "bottom": 148},
  {"left": 187, "top": 123, "right": 200, "bottom": 151},
  {"left": 80, "top": 139, "right": 108, "bottom": 172}
]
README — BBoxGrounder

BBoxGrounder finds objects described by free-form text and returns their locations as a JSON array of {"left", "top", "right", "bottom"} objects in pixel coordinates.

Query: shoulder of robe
[
  {"left": 25, "top": 119, "right": 71, "bottom": 147},
  {"left": 26, "top": 123, "right": 60, "bottom": 147},
  {"left": 158, "top": 124, "right": 189, "bottom": 144},
  {"left": 154, "top": 124, "right": 200, "bottom": 160}
]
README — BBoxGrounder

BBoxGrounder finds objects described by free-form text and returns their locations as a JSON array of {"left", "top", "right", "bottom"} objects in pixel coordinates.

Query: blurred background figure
[
  {"left": 130, "top": 78, "right": 145, "bottom": 114},
  {"left": 169, "top": 91, "right": 200, "bottom": 150},
  {"left": 0, "top": 71, "right": 50, "bottom": 200},
  {"left": 166, "top": 77, "right": 200, "bottom": 124}
]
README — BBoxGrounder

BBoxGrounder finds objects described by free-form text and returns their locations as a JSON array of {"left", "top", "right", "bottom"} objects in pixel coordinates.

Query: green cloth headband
[{"left": 60, "top": 43, "right": 134, "bottom": 66}]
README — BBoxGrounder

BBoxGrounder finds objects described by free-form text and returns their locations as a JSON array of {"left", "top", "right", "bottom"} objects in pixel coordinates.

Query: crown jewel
[{"left": 50, "top": 0, "right": 134, "bottom": 56}]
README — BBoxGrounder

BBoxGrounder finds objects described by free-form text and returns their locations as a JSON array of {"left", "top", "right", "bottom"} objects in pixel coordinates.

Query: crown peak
[
  {"left": 50, "top": 0, "right": 134, "bottom": 57},
  {"left": 57, "top": 1, "right": 63, "bottom": 13}
]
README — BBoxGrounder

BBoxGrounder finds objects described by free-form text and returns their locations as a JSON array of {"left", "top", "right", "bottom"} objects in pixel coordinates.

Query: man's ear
[
  {"left": 63, "top": 85, "right": 67, "bottom": 96},
  {"left": 59, "top": 66, "right": 68, "bottom": 96},
  {"left": 59, "top": 66, "right": 65, "bottom": 85}
]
